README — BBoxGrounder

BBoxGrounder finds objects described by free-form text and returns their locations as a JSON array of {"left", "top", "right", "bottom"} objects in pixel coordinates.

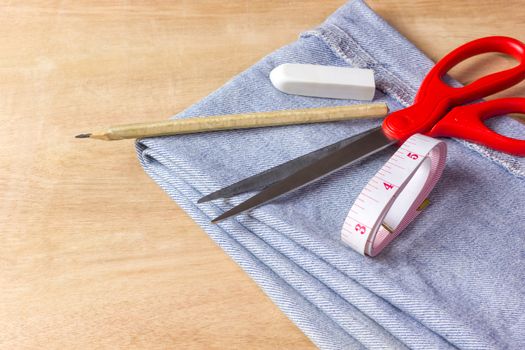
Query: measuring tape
[{"left": 341, "top": 133, "right": 447, "bottom": 257}]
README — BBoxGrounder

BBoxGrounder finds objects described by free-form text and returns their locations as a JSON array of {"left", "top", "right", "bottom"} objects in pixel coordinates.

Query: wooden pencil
[{"left": 76, "top": 103, "right": 388, "bottom": 141}]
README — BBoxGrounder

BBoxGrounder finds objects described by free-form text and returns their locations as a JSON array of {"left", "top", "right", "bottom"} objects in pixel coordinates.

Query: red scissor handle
[
  {"left": 383, "top": 36, "right": 525, "bottom": 155},
  {"left": 431, "top": 98, "right": 525, "bottom": 156}
]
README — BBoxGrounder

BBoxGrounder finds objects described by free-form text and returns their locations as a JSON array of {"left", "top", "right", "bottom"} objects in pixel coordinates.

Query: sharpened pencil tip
[{"left": 75, "top": 133, "right": 92, "bottom": 139}]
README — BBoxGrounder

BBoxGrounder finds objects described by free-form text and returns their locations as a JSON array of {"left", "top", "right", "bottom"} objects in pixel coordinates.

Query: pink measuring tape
[{"left": 341, "top": 134, "right": 447, "bottom": 257}]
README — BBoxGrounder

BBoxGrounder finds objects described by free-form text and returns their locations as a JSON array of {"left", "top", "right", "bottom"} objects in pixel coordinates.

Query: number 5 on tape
[{"left": 341, "top": 134, "right": 447, "bottom": 257}]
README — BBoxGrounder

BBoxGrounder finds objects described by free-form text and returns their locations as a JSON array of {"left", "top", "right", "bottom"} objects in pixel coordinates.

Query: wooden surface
[{"left": 1, "top": 1, "right": 523, "bottom": 349}]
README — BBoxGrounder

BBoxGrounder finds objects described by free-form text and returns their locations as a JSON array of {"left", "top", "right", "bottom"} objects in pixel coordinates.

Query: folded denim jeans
[{"left": 136, "top": 1, "right": 525, "bottom": 348}]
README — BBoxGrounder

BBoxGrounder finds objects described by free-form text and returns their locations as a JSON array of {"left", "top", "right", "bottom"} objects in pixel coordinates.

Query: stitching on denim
[
  {"left": 460, "top": 141, "right": 524, "bottom": 178},
  {"left": 302, "top": 25, "right": 525, "bottom": 180},
  {"left": 302, "top": 25, "right": 417, "bottom": 108}
]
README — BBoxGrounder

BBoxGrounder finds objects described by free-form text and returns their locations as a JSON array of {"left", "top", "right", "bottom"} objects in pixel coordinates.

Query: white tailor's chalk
[{"left": 269, "top": 63, "right": 375, "bottom": 101}]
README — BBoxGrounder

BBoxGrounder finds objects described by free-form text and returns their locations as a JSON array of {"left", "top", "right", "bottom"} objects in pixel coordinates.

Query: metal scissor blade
[
  {"left": 212, "top": 127, "right": 396, "bottom": 223},
  {"left": 198, "top": 128, "right": 381, "bottom": 203}
]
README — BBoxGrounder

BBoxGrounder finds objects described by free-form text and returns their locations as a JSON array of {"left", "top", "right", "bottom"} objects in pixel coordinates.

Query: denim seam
[{"left": 302, "top": 25, "right": 417, "bottom": 108}]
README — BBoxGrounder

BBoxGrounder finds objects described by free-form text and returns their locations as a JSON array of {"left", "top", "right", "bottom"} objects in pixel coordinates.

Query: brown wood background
[{"left": 1, "top": 1, "right": 523, "bottom": 348}]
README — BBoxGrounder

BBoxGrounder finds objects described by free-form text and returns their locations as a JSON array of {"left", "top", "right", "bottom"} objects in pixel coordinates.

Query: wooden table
[{"left": 1, "top": 1, "right": 523, "bottom": 348}]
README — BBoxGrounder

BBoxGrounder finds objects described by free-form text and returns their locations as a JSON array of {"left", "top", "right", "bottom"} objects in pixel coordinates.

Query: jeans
[{"left": 136, "top": 1, "right": 525, "bottom": 348}]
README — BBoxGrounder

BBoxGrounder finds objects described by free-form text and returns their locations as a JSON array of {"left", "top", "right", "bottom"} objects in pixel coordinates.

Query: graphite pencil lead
[{"left": 75, "top": 133, "right": 92, "bottom": 138}]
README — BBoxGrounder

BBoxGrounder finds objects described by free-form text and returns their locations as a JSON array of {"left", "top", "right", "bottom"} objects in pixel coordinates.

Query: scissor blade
[
  {"left": 198, "top": 128, "right": 381, "bottom": 203},
  {"left": 212, "top": 127, "right": 395, "bottom": 223}
]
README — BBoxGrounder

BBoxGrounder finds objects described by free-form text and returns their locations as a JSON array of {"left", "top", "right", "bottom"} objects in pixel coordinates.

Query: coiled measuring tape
[{"left": 341, "top": 133, "right": 447, "bottom": 257}]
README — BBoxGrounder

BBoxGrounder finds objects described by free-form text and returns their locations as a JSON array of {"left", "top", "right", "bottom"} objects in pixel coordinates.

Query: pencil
[{"left": 75, "top": 103, "right": 388, "bottom": 141}]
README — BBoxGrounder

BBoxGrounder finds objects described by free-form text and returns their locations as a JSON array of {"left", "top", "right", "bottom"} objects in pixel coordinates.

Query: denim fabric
[{"left": 136, "top": 1, "right": 525, "bottom": 348}]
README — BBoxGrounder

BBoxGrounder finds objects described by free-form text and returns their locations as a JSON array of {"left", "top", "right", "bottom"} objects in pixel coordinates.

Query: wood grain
[{"left": 0, "top": 1, "right": 523, "bottom": 349}]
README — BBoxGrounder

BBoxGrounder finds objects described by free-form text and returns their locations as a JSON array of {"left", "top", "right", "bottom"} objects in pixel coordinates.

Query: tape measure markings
[{"left": 341, "top": 133, "right": 447, "bottom": 257}]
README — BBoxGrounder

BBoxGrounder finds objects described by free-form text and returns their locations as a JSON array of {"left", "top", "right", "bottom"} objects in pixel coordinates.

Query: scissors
[{"left": 200, "top": 36, "right": 525, "bottom": 223}]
